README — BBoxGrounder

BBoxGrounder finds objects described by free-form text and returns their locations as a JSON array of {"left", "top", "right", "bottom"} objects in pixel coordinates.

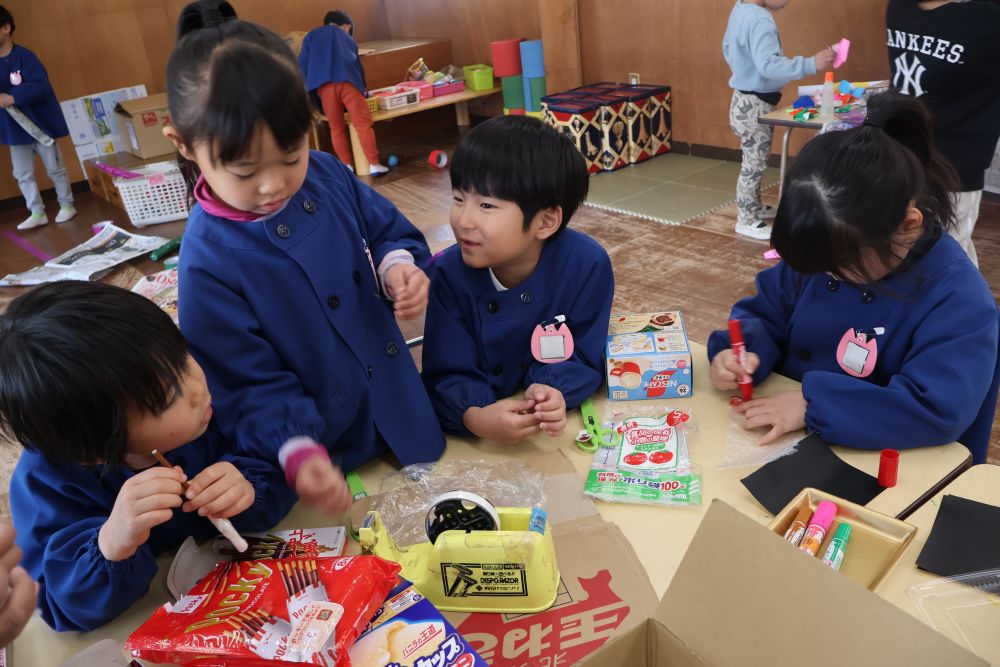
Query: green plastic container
[{"left": 463, "top": 64, "right": 495, "bottom": 91}]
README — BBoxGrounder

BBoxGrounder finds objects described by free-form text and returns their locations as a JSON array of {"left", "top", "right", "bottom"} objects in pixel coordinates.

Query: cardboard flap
[
  {"left": 657, "top": 501, "right": 986, "bottom": 666},
  {"left": 114, "top": 93, "right": 169, "bottom": 117}
]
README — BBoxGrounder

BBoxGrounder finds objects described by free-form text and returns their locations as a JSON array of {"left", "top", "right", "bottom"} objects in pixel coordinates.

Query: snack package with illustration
[
  {"left": 584, "top": 403, "right": 702, "bottom": 507},
  {"left": 126, "top": 556, "right": 400, "bottom": 667},
  {"left": 349, "top": 580, "right": 487, "bottom": 667},
  {"left": 606, "top": 311, "right": 694, "bottom": 400}
]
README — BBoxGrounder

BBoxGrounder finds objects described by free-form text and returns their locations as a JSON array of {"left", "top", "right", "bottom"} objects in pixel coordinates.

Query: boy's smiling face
[{"left": 450, "top": 189, "right": 561, "bottom": 287}]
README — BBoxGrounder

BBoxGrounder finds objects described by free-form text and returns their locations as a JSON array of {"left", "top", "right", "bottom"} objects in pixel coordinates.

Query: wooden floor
[{"left": 0, "top": 129, "right": 997, "bottom": 518}]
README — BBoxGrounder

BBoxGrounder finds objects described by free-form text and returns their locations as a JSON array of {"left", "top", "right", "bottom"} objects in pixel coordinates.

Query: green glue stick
[{"left": 821, "top": 522, "right": 852, "bottom": 571}]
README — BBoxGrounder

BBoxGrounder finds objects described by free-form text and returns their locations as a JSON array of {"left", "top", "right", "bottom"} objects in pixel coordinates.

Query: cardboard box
[
  {"left": 607, "top": 311, "right": 693, "bottom": 400},
  {"left": 349, "top": 580, "right": 488, "bottom": 667},
  {"left": 114, "top": 93, "right": 175, "bottom": 159},
  {"left": 60, "top": 84, "right": 147, "bottom": 173},
  {"left": 768, "top": 488, "right": 917, "bottom": 591},
  {"left": 580, "top": 501, "right": 985, "bottom": 667}
]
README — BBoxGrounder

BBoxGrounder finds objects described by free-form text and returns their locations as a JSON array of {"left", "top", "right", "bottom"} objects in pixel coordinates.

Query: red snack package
[{"left": 126, "top": 555, "right": 400, "bottom": 666}]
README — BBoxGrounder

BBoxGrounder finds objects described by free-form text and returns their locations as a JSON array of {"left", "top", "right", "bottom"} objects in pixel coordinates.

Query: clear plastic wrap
[
  {"left": 369, "top": 460, "right": 546, "bottom": 547},
  {"left": 584, "top": 403, "right": 701, "bottom": 507},
  {"left": 719, "top": 406, "right": 802, "bottom": 469}
]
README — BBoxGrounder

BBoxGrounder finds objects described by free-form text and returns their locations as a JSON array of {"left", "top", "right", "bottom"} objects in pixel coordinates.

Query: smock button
[
  {"left": 798, "top": 349, "right": 812, "bottom": 362},
  {"left": 492, "top": 364, "right": 503, "bottom": 376},
  {"left": 385, "top": 342, "right": 399, "bottom": 356},
  {"left": 487, "top": 301, "right": 499, "bottom": 314},
  {"left": 327, "top": 295, "right": 340, "bottom": 309},
  {"left": 367, "top": 365, "right": 373, "bottom": 377},
  {"left": 353, "top": 270, "right": 362, "bottom": 284},
  {"left": 520, "top": 292, "right": 533, "bottom": 303},
  {"left": 862, "top": 291, "right": 876, "bottom": 304},
  {"left": 302, "top": 200, "right": 316, "bottom": 213},
  {"left": 826, "top": 278, "right": 839, "bottom": 292},
  {"left": 276, "top": 224, "right": 291, "bottom": 239}
]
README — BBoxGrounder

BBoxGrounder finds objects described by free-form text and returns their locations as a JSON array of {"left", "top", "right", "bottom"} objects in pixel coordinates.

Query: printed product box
[
  {"left": 59, "top": 84, "right": 147, "bottom": 173},
  {"left": 349, "top": 580, "right": 487, "bottom": 667},
  {"left": 606, "top": 311, "right": 693, "bottom": 400},
  {"left": 114, "top": 93, "right": 175, "bottom": 159},
  {"left": 579, "top": 501, "right": 984, "bottom": 667}
]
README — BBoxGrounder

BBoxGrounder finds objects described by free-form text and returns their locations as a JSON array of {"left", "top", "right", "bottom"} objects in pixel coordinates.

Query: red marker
[{"left": 728, "top": 319, "right": 754, "bottom": 402}]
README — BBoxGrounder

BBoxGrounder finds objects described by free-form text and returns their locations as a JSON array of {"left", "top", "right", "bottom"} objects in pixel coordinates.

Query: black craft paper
[
  {"left": 916, "top": 494, "right": 1000, "bottom": 576},
  {"left": 740, "top": 433, "right": 885, "bottom": 514}
]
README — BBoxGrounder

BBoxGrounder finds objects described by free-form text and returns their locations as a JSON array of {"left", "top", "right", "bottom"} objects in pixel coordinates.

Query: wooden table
[
  {"left": 875, "top": 464, "right": 1000, "bottom": 662},
  {"left": 11, "top": 343, "right": 972, "bottom": 665}
]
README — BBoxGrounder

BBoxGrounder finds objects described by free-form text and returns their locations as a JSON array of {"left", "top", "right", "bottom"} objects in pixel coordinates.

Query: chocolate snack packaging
[{"left": 126, "top": 556, "right": 400, "bottom": 666}]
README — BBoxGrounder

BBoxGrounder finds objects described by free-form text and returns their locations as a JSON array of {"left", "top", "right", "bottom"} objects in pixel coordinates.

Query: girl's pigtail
[{"left": 176, "top": 0, "right": 237, "bottom": 41}]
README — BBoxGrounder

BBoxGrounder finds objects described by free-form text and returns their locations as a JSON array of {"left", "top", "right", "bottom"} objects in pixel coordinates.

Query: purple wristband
[{"left": 279, "top": 440, "right": 329, "bottom": 488}]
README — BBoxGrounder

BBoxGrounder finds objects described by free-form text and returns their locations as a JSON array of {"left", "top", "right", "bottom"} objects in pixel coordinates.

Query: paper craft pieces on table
[
  {"left": 741, "top": 433, "right": 885, "bottom": 515},
  {"left": 915, "top": 495, "right": 1000, "bottom": 576},
  {"left": 792, "top": 95, "right": 816, "bottom": 109},
  {"left": 833, "top": 38, "right": 851, "bottom": 68}
]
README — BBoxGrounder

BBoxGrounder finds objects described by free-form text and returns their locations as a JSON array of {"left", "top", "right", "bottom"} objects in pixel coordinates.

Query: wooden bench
[{"left": 311, "top": 86, "right": 501, "bottom": 176}]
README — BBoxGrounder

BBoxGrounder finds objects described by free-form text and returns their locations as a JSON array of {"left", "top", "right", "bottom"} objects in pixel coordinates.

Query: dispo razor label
[{"left": 440, "top": 563, "right": 528, "bottom": 597}]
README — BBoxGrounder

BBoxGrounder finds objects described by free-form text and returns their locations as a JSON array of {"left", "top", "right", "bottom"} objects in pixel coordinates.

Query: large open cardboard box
[
  {"left": 114, "top": 93, "right": 175, "bottom": 159},
  {"left": 580, "top": 501, "right": 985, "bottom": 666}
]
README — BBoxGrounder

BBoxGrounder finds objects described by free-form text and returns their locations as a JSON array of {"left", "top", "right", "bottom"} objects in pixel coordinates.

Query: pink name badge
[
  {"left": 836, "top": 327, "right": 879, "bottom": 378},
  {"left": 530, "top": 316, "right": 574, "bottom": 364}
]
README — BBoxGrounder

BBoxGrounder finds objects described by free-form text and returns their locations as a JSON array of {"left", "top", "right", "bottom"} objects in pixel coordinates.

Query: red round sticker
[
  {"left": 677, "top": 359, "right": 687, "bottom": 369},
  {"left": 650, "top": 450, "right": 674, "bottom": 464},
  {"left": 454, "top": 653, "right": 476, "bottom": 667},
  {"left": 622, "top": 452, "right": 647, "bottom": 466}
]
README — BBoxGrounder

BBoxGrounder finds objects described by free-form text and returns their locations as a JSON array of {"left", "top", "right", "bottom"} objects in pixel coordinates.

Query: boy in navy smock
[
  {"left": 0, "top": 282, "right": 295, "bottom": 631},
  {"left": 0, "top": 5, "right": 75, "bottom": 230},
  {"left": 422, "top": 116, "right": 614, "bottom": 443},
  {"left": 299, "top": 10, "right": 388, "bottom": 175}
]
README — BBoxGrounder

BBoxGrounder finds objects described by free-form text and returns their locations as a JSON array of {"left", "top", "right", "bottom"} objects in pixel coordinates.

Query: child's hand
[
  {"left": 183, "top": 462, "right": 255, "bottom": 519},
  {"left": 384, "top": 263, "right": 430, "bottom": 320},
  {"left": 710, "top": 349, "right": 760, "bottom": 390},
  {"left": 463, "top": 398, "right": 543, "bottom": 443},
  {"left": 294, "top": 455, "right": 353, "bottom": 516},
  {"left": 814, "top": 46, "right": 836, "bottom": 70},
  {"left": 734, "top": 390, "right": 807, "bottom": 445},
  {"left": 0, "top": 522, "right": 37, "bottom": 645},
  {"left": 0, "top": 94, "right": 13, "bottom": 109},
  {"left": 525, "top": 384, "right": 566, "bottom": 437},
  {"left": 99, "top": 466, "right": 186, "bottom": 562}
]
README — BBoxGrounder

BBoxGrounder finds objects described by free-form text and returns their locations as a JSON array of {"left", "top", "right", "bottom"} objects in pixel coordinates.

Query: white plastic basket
[{"left": 114, "top": 162, "right": 189, "bottom": 227}]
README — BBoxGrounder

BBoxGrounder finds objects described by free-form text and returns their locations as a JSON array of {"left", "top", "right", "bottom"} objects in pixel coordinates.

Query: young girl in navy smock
[
  {"left": 166, "top": 2, "right": 444, "bottom": 516},
  {"left": 708, "top": 92, "right": 1000, "bottom": 463}
]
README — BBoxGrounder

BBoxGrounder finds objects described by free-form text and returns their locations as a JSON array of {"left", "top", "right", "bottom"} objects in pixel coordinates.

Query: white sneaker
[
  {"left": 55, "top": 205, "right": 77, "bottom": 223},
  {"left": 16, "top": 212, "right": 47, "bottom": 230},
  {"left": 369, "top": 163, "right": 389, "bottom": 176},
  {"left": 761, "top": 205, "right": 777, "bottom": 220},
  {"left": 735, "top": 219, "right": 771, "bottom": 240}
]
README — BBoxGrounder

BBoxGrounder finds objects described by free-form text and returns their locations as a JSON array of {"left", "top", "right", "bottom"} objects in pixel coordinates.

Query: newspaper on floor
[
  {"left": 131, "top": 268, "right": 179, "bottom": 323},
  {"left": 0, "top": 222, "right": 168, "bottom": 286}
]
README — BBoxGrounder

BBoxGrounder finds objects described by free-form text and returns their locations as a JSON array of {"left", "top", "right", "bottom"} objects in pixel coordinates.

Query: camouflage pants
[{"left": 729, "top": 91, "right": 775, "bottom": 226}]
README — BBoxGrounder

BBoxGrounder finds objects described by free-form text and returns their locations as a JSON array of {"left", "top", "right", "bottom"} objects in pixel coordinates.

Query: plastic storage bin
[
  {"left": 370, "top": 86, "right": 419, "bottom": 110},
  {"left": 399, "top": 80, "right": 434, "bottom": 100},
  {"left": 463, "top": 65, "right": 494, "bottom": 91},
  {"left": 433, "top": 81, "right": 465, "bottom": 97}
]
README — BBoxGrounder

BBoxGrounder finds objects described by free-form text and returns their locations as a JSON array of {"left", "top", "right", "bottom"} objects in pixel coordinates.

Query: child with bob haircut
[
  {"left": 708, "top": 92, "right": 1000, "bottom": 463},
  {"left": 0, "top": 282, "right": 294, "bottom": 631},
  {"left": 422, "top": 116, "right": 614, "bottom": 443},
  {"left": 165, "top": 1, "right": 444, "bottom": 516}
]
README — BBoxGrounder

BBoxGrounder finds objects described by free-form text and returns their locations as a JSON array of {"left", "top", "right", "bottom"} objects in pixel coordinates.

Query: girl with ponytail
[
  {"left": 707, "top": 91, "right": 1000, "bottom": 462},
  {"left": 164, "top": 1, "right": 444, "bottom": 518}
]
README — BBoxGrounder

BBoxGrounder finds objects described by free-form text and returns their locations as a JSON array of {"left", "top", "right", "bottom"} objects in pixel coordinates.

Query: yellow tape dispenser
[{"left": 359, "top": 491, "right": 560, "bottom": 613}]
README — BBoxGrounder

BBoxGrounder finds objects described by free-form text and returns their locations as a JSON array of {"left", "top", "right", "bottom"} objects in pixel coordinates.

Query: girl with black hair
[
  {"left": 0, "top": 282, "right": 294, "bottom": 631},
  {"left": 163, "top": 2, "right": 444, "bottom": 519},
  {"left": 707, "top": 92, "right": 1000, "bottom": 463}
]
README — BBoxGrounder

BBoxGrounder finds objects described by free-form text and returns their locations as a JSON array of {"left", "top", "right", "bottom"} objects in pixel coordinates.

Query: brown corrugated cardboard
[
  {"left": 114, "top": 93, "right": 175, "bottom": 159},
  {"left": 580, "top": 501, "right": 986, "bottom": 666}
]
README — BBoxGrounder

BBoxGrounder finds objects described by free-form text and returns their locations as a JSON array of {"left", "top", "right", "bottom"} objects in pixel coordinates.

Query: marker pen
[
  {"left": 728, "top": 319, "right": 753, "bottom": 402},
  {"left": 799, "top": 501, "right": 837, "bottom": 557},
  {"left": 783, "top": 505, "right": 813, "bottom": 547},
  {"left": 821, "top": 522, "right": 852, "bottom": 571}
]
